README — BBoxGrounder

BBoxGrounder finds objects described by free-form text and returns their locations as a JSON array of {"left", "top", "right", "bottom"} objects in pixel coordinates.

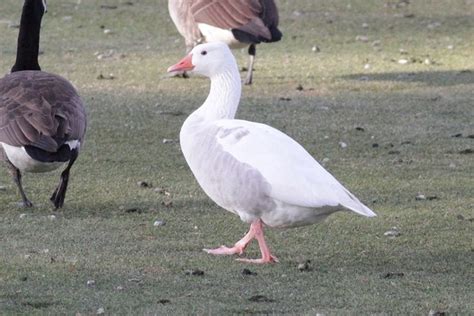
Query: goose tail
[{"left": 343, "top": 189, "right": 377, "bottom": 217}]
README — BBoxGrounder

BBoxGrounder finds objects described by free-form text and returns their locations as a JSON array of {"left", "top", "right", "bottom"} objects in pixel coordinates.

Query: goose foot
[
  {"left": 204, "top": 219, "right": 278, "bottom": 264},
  {"left": 203, "top": 245, "right": 245, "bottom": 256}
]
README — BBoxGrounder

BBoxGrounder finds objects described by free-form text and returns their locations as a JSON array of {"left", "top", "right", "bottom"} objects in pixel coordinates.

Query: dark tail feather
[
  {"left": 24, "top": 144, "right": 73, "bottom": 163},
  {"left": 266, "top": 26, "right": 282, "bottom": 42},
  {"left": 232, "top": 26, "right": 282, "bottom": 44}
]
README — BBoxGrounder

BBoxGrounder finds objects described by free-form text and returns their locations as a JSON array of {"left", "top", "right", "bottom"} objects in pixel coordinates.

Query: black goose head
[{"left": 11, "top": 0, "right": 48, "bottom": 72}]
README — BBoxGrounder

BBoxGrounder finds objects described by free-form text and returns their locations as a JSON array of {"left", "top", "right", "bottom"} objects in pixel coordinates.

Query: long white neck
[{"left": 194, "top": 65, "right": 241, "bottom": 121}]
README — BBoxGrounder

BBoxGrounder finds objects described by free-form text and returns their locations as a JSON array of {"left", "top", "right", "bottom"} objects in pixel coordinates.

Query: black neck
[{"left": 11, "top": 0, "right": 43, "bottom": 72}]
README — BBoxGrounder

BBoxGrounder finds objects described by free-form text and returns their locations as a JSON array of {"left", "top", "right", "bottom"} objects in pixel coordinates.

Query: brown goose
[
  {"left": 168, "top": 0, "right": 282, "bottom": 85},
  {"left": 0, "top": 0, "right": 86, "bottom": 209}
]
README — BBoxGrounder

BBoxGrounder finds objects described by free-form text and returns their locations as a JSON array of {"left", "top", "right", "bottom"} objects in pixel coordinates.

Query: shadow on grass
[{"left": 342, "top": 70, "right": 474, "bottom": 86}]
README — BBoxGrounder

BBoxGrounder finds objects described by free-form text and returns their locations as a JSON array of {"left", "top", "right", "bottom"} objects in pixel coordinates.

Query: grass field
[{"left": 0, "top": 0, "right": 473, "bottom": 314}]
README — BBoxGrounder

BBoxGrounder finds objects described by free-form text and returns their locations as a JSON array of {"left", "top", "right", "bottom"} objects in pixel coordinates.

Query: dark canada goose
[
  {"left": 0, "top": 0, "right": 87, "bottom": 209},
  {"left": 168, "top": 0, "right": 282, "bottom": 85}
]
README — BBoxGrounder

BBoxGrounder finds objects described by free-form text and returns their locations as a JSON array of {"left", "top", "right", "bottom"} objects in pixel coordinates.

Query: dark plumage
[
  {"left": 168, "top": 0, "right": 282, "bottom": 84},
  {"left": 0, "top": 0, "right": 86, "bottom": 208}
]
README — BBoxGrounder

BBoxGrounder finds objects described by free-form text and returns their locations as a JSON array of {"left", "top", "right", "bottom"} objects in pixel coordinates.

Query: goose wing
[
  {"left": 0, "top": 71, "right": 86, "bottom": 152},
  {"left": 191, "top": 0, "right": 279, "bottom": 42},
  {"left": 214, "top": 119, "right": 376, "bottom": 217},
  {"left": 168, "top": 0, "right": 202, "bottom": 48}
]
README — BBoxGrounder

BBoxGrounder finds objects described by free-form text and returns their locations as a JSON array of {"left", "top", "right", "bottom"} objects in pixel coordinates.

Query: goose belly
[
  {"left": 1, "top": 143, "right": 64, "bottom": 173},
  {"left": 261, "top": 200, "right": 343, "bottom": 229},
  {"left": 197, "top": 23, "right": 247, "bottom": 48}
]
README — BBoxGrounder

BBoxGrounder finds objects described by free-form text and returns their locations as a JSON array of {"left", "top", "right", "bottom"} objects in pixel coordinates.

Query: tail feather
[
  {"left": 346, "top": 202, "right": 377, "bottom": 217},
  {"left": 343, "top": 188, "right": 377, "bottom": 217}
]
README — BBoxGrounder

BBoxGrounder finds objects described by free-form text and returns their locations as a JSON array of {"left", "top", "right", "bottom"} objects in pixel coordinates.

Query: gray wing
[
  {"left": 191, "top": 0, "right": 281, "bottom": 42},
  {"left": 0, "top": 71, "right": 86, "bottom": 152}
]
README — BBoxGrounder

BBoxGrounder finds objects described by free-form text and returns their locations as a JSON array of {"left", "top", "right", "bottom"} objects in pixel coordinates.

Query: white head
[{"left": 167, "top": 42, "right": 238, "bottom": 77}]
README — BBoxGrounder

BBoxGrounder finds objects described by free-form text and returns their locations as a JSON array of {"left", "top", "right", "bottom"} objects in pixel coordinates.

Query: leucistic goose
[
  {"left": 168, "top": 42, "right": 376, "bottom": 264},
  {"left": 0, "top": 0, "right": 86, "bottom": 209},
  {"left": 168, "top": 0, "right": 282, "bottom": 85}
]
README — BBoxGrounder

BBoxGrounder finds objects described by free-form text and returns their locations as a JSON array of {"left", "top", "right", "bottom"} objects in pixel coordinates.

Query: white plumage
[{"left": 168, "top": 42, "right": 376, "bottom": 263}]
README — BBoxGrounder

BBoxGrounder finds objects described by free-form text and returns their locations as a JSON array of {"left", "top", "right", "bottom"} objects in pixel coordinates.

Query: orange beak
[{"left": 167, "top": 53, "right": 194, "bottom": 73}]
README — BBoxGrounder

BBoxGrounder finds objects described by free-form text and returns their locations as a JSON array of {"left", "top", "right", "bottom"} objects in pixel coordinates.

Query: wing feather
[
  {"left": 0, "top": 71, "right": 86, "bottom": 151},
  {"left": 214, "top": 120, "right": 373, "bottom": 215},
  {"left": 192, "top": 0, "right": 260, "bottom": 28}
]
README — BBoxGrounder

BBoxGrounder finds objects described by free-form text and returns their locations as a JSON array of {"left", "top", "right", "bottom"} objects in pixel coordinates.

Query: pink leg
[
  {"left": 203, "top": 226, "right": 255, "bottom": 255},
  {"left": 236, "top": 220, "right": 279, "bottom": 264},
  {"left": 204, "top": 219, "right": 278, "bottom": 264}
]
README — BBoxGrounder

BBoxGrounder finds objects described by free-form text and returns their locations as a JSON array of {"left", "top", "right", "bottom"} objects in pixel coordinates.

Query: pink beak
[{"left": 167, "top": 53, "right": 194, "bottom": 73}]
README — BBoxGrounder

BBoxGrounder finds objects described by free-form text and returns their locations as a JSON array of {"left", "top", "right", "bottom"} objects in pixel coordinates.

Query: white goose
[{"left": 168, "top": 42, "right": 376, "bottom": 264}]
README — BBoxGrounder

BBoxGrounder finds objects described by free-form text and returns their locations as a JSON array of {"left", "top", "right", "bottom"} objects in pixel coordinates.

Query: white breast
[{"left": 0, "top": 142, "right": 76, "bottom": 173}]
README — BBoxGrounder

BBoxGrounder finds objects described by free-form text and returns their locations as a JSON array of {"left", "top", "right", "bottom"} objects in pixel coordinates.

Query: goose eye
[{"left": 201, "top": 50, "right": 207, "bottom": 56}]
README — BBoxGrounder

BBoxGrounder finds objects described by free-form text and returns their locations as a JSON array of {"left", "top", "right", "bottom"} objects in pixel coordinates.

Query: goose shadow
[{"left": 342, "top": 70, "right": 474, "bottom": 87}]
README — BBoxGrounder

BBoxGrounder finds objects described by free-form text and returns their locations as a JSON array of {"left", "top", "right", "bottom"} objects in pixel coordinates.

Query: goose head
[{"left": 167, "top": 42, "right": 237, "bottom": 77}]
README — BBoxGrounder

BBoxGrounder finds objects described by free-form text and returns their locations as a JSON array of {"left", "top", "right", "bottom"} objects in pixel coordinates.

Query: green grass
[{"left": 1, "top": 0, "right": 473, "bottom": 314}]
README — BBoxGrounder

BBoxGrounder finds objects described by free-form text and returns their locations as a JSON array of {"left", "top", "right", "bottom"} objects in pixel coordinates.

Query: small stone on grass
[
  {"left": 185, "top": 269, "right": 204, "bottom": 276},
  {"left": 355, "top": 35, "right": 369, "bottom": 42},
  {"left": 137, "top": 181, "right": 152, "bottom": 188},
  {"left": 157, "top": 299, "right": 171, "bottom": 304},
  {"left": 415, "top": 194, "right": 426, "bottom": 200},
  {"left": 125, "top": 207, "right": 142, "bottom": 214},
  {"left": 297, "top": 260, "right": 312, "bottom": 271},
  {"left": 242, "top": 268, "right": 257, "bottom": 276},
  {"left": 97, "top": 73, "right": 115, "bottom": 80},
  {"left": 162, "top": 138, "right": 177, "bottom": 144},
  {"left": 459, "top": 149, "right": 473, "bottom": 154},
  {"left": 153, "top": 220, "right": 166, "bottom": 227},
  {"left": 381, "top": 272, "right": 404, "bottom": 279},
  {"left": 384, "top": 227, "right": 400, "bottom": 238},
  {"left": 87, "top": 280, "right": 96, "bottom": 287},
  {"left": 248, "top": 295, "right": 275, "bottom": 303}
]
